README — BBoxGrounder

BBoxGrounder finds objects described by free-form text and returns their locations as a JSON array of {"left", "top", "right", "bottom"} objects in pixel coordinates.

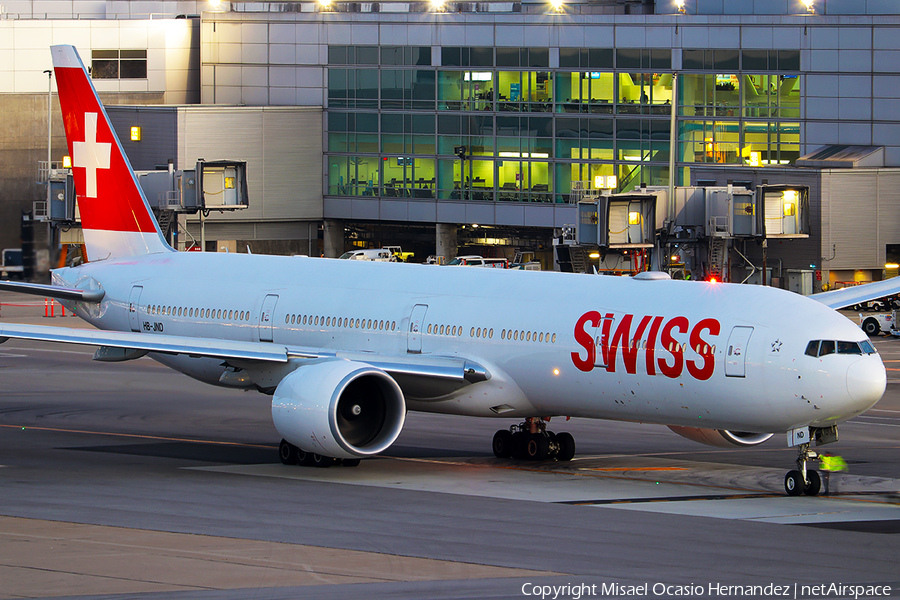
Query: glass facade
[{"left": 325, "top": 45, "right": 801, "bottom": 202}]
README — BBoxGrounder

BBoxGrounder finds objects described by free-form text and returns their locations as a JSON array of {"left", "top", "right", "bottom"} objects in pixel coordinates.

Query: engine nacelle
[
  {"left": 272, "top": 359, "right": 406, "bottom": 459},
  {"left": 668, "top": 426, "right": 773, "bottom": 448}
]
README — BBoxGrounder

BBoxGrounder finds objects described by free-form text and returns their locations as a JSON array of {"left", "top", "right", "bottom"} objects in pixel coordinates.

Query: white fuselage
[{"left": 54, "top": 252, "right": 884, "bottom": 434}]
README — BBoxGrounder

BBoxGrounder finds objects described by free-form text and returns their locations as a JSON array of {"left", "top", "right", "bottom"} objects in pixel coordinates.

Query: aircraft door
[
  {"left": 259, "top": 294, "right": 279, "bottom": 342},
  {"left": 407, "top": 304, "right": 428, "bottom": 353},
  {"left": 725, "top": 326, "right": 753, "bottom": 377},
  {"left": 128, "top": 285, "right": 143, "bottom": 332},
  {"left": 593, "top": 314, "right": 614, "bottom": 369}
]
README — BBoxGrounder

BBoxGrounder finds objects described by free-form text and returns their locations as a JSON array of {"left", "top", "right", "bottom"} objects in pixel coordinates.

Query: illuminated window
[{"left": 91, "top": 49, "right": 147, "bottom": 79}]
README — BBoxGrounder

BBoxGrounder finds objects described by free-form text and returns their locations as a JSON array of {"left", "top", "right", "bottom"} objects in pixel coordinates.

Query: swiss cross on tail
[
  {"left": 51, "top": 45, "right": 171, "bottom": 261},
  {"left": 73, "top": 113, "right": 111, "bottom": 198}
]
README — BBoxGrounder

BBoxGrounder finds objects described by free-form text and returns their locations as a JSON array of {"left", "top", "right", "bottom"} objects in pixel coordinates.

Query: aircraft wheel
[
  {"left": 804, "top": 470, "right": 822, "bottom": 496},
  {"left": 785, "top": 470, "right": 805, "bottom": 496},
  {"left": 312, "top": 454, "right": 334, "bottom": 468},
  {"left": 863, "top": 318, "right": 880, "bottom": 336},
  {"left": 525, "top": 433, "right": 550, "bottom": 461},
  {"left": 279, "top": 439, "right": 298, "bottom": 465},
  {"left": 341, "top": 458, "right": 361, "bottom": 467},
  {"left": 297, "top": 449, "right": 315, "bottom": 467},
  {"left": 511, "top": 431, "right": 528, "bottom": 459},
  {"left": 556, "top": 432, "right": 575, "bottom": 462},
  {"left": 492, "top": 430, "right": 513, "bottom": 458}
]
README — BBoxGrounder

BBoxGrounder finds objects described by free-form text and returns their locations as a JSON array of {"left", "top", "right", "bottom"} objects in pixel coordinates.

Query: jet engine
[
  {"left": 668, "top": 426, "right": 773, "bottom": 448},
  {"left": 271, "top": 359, "right": 406, "bottom": 459}
]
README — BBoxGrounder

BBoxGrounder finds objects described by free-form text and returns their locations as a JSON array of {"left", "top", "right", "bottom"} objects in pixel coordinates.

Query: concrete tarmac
[{"left": 1, "top": 293, "right": 899, "bottom": 599}]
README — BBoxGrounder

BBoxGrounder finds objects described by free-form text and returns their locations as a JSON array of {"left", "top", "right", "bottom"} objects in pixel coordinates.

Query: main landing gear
[
  {"left": 784, "top": 442, "right": 821, "bottom": 496},
  {"left": 492, "top": 417, "right": 575, "bottom": 462},
  {"left": 278, "top": 439, "right": 360, "bottom": 468}
]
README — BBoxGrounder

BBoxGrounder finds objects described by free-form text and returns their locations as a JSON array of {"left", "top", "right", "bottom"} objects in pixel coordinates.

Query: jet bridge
[
  {"left": 137, "top": 159, "right": 249, "bottom": 213},
  {"left": 576, "top": 192, "right": 664, "bottom": 249},
  {"left": 566, "top": 183, "right": 810, "bottom": 281}
]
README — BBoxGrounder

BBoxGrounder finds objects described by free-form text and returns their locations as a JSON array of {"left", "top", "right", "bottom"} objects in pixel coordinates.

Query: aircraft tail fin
[{"left": 51, "top": 45, "right": 172, "bottom": 262}]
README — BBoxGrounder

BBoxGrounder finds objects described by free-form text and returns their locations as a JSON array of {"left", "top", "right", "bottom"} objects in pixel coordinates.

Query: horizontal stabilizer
[{"left": 0, "top": 280, "right": 105, "bottom": 303}]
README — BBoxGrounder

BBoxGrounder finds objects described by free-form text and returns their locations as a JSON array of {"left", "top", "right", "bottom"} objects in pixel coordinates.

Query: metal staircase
[
  {"left": 708, "top": 237, "right": 727, "bottom": 280},
  {"left": 152, "top": 209, "right": 174, "bottom": 242},
  {"left": 570, "top": 246, "right": 589, "bottom": 274}
]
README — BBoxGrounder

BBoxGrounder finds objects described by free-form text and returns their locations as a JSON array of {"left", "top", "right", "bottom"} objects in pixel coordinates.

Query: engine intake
[
  {"left": 668, "top": 426, "right": 773, "bottom": 448},
  {"left": 272, "top": 359, "right": 406, "bottom": 459}
]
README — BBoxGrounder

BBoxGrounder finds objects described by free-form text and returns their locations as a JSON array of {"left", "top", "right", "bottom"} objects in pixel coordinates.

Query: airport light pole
[{"left": 44, "top": 69, "right": 52, "bottom": 211}]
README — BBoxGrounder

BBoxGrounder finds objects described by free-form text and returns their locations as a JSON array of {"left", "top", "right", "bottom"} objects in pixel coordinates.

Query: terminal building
[{"left": 2, "top": 0, "right": 900, "bottom": 289}]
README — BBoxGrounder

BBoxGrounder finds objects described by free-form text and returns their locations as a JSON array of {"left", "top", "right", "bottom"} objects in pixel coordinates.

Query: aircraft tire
[
  {"left": 312, "top": 454, "right": 334, "bottom": 468},
  {"left": 863, "top": 318, "right": 880, "bottom": 336},
  {"left": 785, "top": 470, "right": 805, "bottom": 496},
  {"left": 279, "top": 439, "right": 299, "bottom": 465},
  {"left": 511, "top": 431, "right": 528, "bottom": 459},
  {"left": 526, "top": 433, "right": 550, "bottom": 461},
  {"left": 803, "top": 470, "right": 821, "bottom": 496},
  {"left": 556, "top": 432, "right": 576, "bottom": 462},
  {"left": 341, "top": 458, "right": 361, "bottom": 467},
  {"left": 298, "top": 449, "right": 315, "bottom": 467},
  {"left": 492, "top": 430, "right": 513, "bottom": 458}
]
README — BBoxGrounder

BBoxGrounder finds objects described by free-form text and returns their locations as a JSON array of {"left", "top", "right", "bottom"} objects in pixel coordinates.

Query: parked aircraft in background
[{"left": 0, "top": 46, "right": 890, "bottom": 496}]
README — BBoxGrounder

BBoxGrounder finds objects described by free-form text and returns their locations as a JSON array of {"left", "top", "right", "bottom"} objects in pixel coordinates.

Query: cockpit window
[
  {"left": 805, "top": 339, "right": 877, "bottom": 357},
  {"left": 837, "top": 341, "right": 862, "bottom": 355},
  {"left": 859, "top": 340, "right": 877, "bottom": 354}
]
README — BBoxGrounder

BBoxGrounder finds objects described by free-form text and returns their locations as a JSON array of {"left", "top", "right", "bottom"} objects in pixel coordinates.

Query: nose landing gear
[
  {"left": 785, "top": 442, "right": 821, "bottom": 496},
  {"left": 492, "top": 417, "right": 575, "bottom": 462}
]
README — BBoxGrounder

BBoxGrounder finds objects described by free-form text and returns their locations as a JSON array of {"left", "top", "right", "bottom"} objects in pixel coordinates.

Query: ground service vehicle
[{"left": 1, "top": 248, "right": 23, "bottom": 280}]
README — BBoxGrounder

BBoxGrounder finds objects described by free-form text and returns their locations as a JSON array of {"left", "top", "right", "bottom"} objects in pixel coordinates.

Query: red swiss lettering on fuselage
[{"left": 571, "top": 312, "right": 721, "bottom": 381}]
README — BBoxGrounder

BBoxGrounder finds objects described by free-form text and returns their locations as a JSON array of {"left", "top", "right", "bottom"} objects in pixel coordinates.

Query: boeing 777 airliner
[{"left": 0, "top": 46, "right": 889, "bottom": 496}]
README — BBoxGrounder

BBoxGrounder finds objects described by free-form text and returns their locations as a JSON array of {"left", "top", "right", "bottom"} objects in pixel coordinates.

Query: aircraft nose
[{"left": 846, "top": 357, "right": 886, "bottom": 411}]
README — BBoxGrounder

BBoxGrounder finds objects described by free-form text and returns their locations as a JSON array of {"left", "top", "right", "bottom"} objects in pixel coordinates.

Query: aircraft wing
[
  {"left": 0, "top": 280, "right": 105, "bottom": 303},
  {"left": 810, "top": 277, "right": 900, "bottom": 310},
  {"left": 0, "top": 322, "right": 290, "bottom": 362},
  {"left": 0, "top": 322, "right": 487, "bottom": 390}
]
